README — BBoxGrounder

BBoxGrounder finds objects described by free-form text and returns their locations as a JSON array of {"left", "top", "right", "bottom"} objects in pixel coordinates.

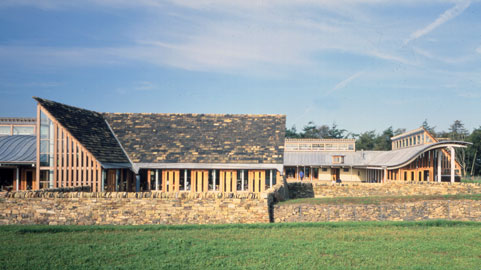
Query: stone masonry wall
[
  {"left": 0, "top": 191, "right": 272, "bottom": 225},
  {"left": 274, "top": 200, "right": 481, "bottom": 222},
  {"left": 288, "top": 182, "right": 481, "bottom": 199}
]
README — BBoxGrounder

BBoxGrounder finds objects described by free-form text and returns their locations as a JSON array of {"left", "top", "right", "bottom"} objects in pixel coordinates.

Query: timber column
[
  {"left": 449, "top": 147, "right": 455, "bottom": 183},
  {"left": 437, "top": 150, "right": 442, "bottom": 182}
]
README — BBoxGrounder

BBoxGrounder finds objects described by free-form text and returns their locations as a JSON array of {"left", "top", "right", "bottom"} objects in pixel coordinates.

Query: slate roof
[
  {"left": 0, "top": 135, "right": 36, "bottom": 164},
  {"left": 34, "top": 97, "right": 130, "bottom": 165},
  {"left": 284, "top": 141, "right": 470, "bottom": 169},
  {"left": 104, "top": 113, "right": 286, "bottom": 164}
]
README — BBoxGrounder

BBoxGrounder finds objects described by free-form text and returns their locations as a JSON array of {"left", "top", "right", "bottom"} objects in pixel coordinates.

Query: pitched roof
[
  {"left": 104, "top": 113, "right": 286, "bottom": 164},
  {"left": 33, "top": 97, "right": 130, "bottom": 165},
  {"left": 0, "top": 135, "right": 36, "bottom": 164}
]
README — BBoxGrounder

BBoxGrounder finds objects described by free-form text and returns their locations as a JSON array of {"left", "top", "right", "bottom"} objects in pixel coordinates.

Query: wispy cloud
[
  {"left": 404, "top": 0, "right": 471, "bottom": 45},
  {"left": 133, "top": 81, "right": 156, "bottom": 91},
  {"left": 477, "top": 45, "right": 481, "bottom": 54},
  {"left": 326, "top": 71, "right": 363, "bottom": 96}
]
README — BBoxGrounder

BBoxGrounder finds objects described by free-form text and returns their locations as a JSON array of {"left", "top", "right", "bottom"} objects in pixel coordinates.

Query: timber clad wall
[{"left": 103, "top": 113, "right": 285, "bottom": 164}]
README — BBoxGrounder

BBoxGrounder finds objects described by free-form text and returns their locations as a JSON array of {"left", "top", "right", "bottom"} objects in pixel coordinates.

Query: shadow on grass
[{"left": 3, "top": 220, "right": 481, "bottom": 234}]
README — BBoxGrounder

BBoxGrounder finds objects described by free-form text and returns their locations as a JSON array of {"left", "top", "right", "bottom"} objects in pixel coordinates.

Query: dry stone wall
[
  {"left": 274, "top": 200, "right": 481, "bottom": 222},
  {"left": 288, "top": 182, "right": 481, "bottom": 199},
  {"left": 0, "top": 191, "right": 271, "bottom": 225}
]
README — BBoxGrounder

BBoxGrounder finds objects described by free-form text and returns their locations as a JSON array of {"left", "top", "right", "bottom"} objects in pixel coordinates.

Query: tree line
[{"left": 285, "top": 120, "right": 481, "bottom": 177}]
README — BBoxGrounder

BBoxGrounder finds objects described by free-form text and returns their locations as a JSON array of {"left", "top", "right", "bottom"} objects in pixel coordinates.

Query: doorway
[{"left": 331, "top": 168, "right": 340, "bottom": 181}]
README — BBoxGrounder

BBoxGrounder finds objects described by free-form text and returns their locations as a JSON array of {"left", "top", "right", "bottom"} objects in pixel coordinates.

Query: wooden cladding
[
  {"left": 144, "top": 169, "right": 276, "bottom": 193},
  {"left": 248, "top": 170, "right": 265, "bottom": 193},
  {"left": 38, "top": 106, "right": 103, "bottom": 192},
  {"left": 54, "top": 122, "right": 102, "bottom": 191},
  {"left": 162, "top": 170, "right": 180, "bottom": 192},
  {"left": 219, "top": 170, "right": 237, "bottom": 193},
  {"left": 191, "top": 170, "right": 209, "bottom": 192}
]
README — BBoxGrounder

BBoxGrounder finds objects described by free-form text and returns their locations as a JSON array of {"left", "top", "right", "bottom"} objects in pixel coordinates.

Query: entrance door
[
  {"left": 248, "top": 170, "right": 265, "bottom": 193},
  {"left": 220, "top": 170, "right": 237, "bottom": 193},
  {"left": 106, "top": 170, "right": 116, "bottom": 192},
  {"left": 162, "top": 170, "right": 180, "bottom": 192},
  {"left": 191, "top": 170, "right": 208, "bottom": 192},
  {"left": 331, "top": 168, "right": 340, "bottom": 181}
]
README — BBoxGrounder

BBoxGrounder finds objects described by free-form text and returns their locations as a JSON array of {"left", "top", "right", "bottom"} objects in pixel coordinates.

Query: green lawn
[
  {"left": 1, "top": 221, "right": 481, "bottom": 270},
  {"left": 280, "top": 194, "right": 481, "bottom": 205}
]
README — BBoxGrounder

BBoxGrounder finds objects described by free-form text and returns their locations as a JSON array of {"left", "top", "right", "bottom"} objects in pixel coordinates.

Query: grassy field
[
  {"left": 280, "top": 194, "right": 481, "bottom": 205},
  {"left": 1, "top": 221, "right": 481, "bottom": 270},
  {"left": 462, "top": 176, "right": 481, "bottom": 184}
]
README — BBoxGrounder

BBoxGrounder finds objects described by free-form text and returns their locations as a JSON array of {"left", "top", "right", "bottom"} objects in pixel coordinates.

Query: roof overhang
[
  {"left": 381, "top": 141, "right": 470, "bottom": 170},
  {"left": 133, "top": 163, "right": 284, "bottom": 174}
]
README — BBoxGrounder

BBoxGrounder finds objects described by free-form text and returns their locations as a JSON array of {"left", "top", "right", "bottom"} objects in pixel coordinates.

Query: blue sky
[{"left": 1, "top": 0, "right": 480, "bottom": 134}]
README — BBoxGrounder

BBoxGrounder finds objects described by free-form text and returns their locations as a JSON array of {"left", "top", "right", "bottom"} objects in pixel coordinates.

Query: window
[
  {"left": 325, "top": 144, "right": 334, "bottom": 150},
  {"left": 343, "top": 168, "right": 349, "bottom": 172},
  {"left": 312, "top": 143, "right": 324, "bottom": 150},
  {"left": 39, "top": 111, "right": 54, "bottom": 167},
  {"left": 285, "top": 144, "right": 299, "bottom": 151},
  {"left": 332, "top": 156, "right": 344, "bottom": 164},
  {"left": 0, "top": 126, "right": 10, "bottom": 135},
  {"left": 413, "top": 136, "right": 416, "bottom": 145},
  {"left": 299, "top": 144, "right": 310, "bottom": 150},
  {"left": 339, "top": 144, "right": 348, "bottom": 150},
  {"left": 322, "top": 168, "right": 328, "bottom": 172},
  {"left": 286, "top": 167, "right": 296, "bottom": 178},
  {"left": 348, "top": 144, "right": 354, "bottom": 150},
  {"left": 313, "top": 168, "right": 319, "bottom": 179},
  {"left": 13, "top": 126, "right": 35, "bottom": 135}
]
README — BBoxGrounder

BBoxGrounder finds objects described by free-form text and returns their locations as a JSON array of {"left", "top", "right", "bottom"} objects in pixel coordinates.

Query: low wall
[
  {"left": 0, "top": 183, "right": 288, "bottom": 225},
  {"left": 288, "top": 182, "right": 481, "bottom": 199},
  {"left": 0, "top": 191, "right": 271, "bottom": 225},
  {"left": 274, "top": 200, "right": 481, "bottom": 222}
]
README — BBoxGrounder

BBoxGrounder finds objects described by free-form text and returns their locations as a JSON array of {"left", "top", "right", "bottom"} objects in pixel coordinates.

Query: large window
[
  {"left": 13, "top": 126, "right": 35, "bottom": 135},
  {"left": 0, "top": 126, "right": 10, "bottom": 135},
  {"left": 40, "top": 111, "right": 54, "bottom": 167},
  {"left": 332, "top": 156, "right": 344, "bottom": 164}
]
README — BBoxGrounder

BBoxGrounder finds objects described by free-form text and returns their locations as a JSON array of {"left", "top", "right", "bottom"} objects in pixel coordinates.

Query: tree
[
  {"left": 447, "top": 120, "right": 469, "bottom": 176},
  {"left": 326, "top": 123, "right": 347, "bottom": 139},
  {"left": 422, "top": 119, "right": 436, "bottom": 136},
  {"left": 393, "top": 128, "right": 406, "bottom": 136},
  {"left": 448, "top": 120, "right": 468, "bottom": 141},
  {"left": 301, "top": 121, "right": 319, "bottom": 138},
  {"left": 285, "top": 125, "right": 301, "bottom": 138},
  {"left": 356, "top": 130, "right": 377, "bottom": 150},
  {"left": 374, "top": 127, "right": 394, "bottom": 150},
  {"left": 467, "top": 127, "right": 481, "bottom": 176}
]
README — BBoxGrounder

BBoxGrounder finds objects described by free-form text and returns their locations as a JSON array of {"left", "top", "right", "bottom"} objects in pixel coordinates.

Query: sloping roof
[
  {"left": 284, "top": 141, "right": 470, "bottom": 169},
  {"left": 104, "top": 113, "right": 286, "bottom": 164},
  {"left": 365, "top": 141, "right": 470, "bottom": 168},
  {"left": 0, "top": 135, "right": 36, "bottom": 164},
  {"left": 33, "top": 97, "right": 130, "bottom": 165}
]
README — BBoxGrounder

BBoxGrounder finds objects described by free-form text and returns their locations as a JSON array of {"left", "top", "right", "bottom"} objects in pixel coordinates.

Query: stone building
[
  {"left": 284, "top": 128, "right": 469, "bottom": 183},
  {"left": 32, "top": 97, "right": 285, "bottom": 192}
]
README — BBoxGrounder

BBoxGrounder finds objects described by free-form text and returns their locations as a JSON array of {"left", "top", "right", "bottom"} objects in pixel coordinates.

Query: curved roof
[
  {"left": 366, "top": 141, "right": 470, "bottom": 169},
  {"left": 0, "top": 135, "right": 36, "bottom": 164},
  {"left": 284, "top": 141, "right": 470, "bottom": 169}
]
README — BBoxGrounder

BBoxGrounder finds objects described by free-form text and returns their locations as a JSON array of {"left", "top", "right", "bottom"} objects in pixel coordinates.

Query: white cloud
[
  {"left": 404, "top": 0, "right": 471, "bottom": 44},
  {"left": 477, "top": 45, "right": 481, "bottom": 54},
  {"left": 133, "top": 81, "right": 156, "bottom": 91},
  {"left": 326, "top": 71, "right": 363, "bottom": 95}
]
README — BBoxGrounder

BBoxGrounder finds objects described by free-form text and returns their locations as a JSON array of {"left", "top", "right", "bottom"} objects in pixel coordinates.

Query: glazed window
[{"left": 332, "top": 156, "right": 344, "bottom": 164}]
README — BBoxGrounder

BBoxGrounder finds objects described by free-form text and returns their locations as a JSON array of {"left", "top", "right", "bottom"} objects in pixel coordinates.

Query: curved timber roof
[{"left": 284, "top": 141, "right": 470, "bottom": 169}]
